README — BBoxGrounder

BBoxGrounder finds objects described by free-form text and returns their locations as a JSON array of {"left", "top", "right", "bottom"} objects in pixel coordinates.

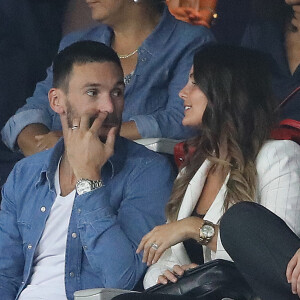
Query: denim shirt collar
[
  {"left": 35, "top": 137, "right": 118, "bottom": 191},
  {"left": 141, "top": 6, "right": 177, "bottom": 56},
  {"left": 101, "top": 5, "right": 176, "bottom": 57}
]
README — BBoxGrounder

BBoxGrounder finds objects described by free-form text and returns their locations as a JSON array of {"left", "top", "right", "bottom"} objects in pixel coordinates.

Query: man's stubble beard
[{"left": 65, "top": 98, "right": 121, "bottom": 142}]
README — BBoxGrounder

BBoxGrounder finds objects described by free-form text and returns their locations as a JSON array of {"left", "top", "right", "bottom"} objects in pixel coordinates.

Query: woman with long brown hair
[{"left": 133, "top": 44, "right": 300, "bottom": 294}]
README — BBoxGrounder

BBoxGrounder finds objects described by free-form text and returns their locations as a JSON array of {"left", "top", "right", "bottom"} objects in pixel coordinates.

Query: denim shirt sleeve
[
  {"left": 0, "top": 30, "right": 97, "bottom": 151},
  {"left": 0, "top": 168, "right": 25, "bottom": 299},
  {"left": 73, "top": 156, "right": 174, "bottom": 289},
  {"left": 129, "top": 28, "right": 214, "bottom": 139}
]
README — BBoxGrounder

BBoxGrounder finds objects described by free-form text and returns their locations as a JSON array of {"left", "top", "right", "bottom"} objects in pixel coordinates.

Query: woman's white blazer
[{"left": 144, "top": 140, "right": 300, "bottom": 289}]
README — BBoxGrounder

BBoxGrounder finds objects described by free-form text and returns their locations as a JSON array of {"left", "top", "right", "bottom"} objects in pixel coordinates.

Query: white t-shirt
[{"left": 19, "top": 161, "right": 75, "bottom": 300}]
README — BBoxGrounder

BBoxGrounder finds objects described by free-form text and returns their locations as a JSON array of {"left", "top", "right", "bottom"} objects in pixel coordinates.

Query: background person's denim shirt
[
  {"left": 1, "top": 7, "right": 214, "bottom": 151},
  {"left": 0, "top": 137, "right": 175, "bottom": 300}
]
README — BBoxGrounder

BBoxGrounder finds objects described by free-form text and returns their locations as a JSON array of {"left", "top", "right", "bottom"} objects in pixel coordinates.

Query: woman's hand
[
  {"left": 158, "top": 264, "right": 198, "bottom": 285},
  {"left": 169, "top": 7, "right": 213, "bottom": 27},
  {"left": 136, "top": 217, "right": 203, "bottom": 266},
  {"left": 286, "top": 248, "right": 300, "bottom": 296},
  {"left": 35, "top": 130, "right": 63, "bottom": 151}
]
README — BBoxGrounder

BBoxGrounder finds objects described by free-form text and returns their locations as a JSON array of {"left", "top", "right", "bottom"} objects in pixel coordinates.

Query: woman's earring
[{"left": 134, "top": 0, "right": 139, "bottom": 3}]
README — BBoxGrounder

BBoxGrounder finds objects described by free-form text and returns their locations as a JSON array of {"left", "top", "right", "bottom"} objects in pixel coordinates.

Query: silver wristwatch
[
  {"left": 198, "top": 220, "right": 215, "bottom": 245},
  {"left": 76, "top": 178, "right": 104, "bottom": 195}
]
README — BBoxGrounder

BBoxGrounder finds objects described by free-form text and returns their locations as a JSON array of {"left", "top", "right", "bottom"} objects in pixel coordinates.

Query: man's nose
[{"left": 98, "top": 94, "right": 114, "bottom": 114}]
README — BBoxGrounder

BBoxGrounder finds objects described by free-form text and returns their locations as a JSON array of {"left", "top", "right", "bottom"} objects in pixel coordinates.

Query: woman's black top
[{"left": 183, "top": 211, "right": 204, "bottom": 265}]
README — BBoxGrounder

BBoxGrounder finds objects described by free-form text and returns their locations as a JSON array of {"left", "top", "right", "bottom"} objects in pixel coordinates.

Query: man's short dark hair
[{"left": 52, "top": 41, "right": 122, "bottom": 92}]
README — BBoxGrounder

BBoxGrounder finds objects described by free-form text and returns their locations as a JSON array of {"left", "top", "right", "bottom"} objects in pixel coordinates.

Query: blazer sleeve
[{"left": 256, "top": 140, "right": 300, "bottom": 235}]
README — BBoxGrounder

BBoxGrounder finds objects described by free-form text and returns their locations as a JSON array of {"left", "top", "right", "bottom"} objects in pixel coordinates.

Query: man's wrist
[{"left": 76, "top": 178, "right": 104, "bottom": 195}]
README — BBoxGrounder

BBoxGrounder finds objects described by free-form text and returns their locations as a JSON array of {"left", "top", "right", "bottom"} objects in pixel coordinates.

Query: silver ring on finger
[
  {"left": 151, "top": 243, "right": 159, "bottom": 251},
  {"left": 71, "top": 125, "right": 79, "bottom": 130}
]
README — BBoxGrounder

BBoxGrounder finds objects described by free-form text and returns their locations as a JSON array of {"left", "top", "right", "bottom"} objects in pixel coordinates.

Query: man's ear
[{"left": 49, "top": 88, "right": 66, "bottom": 114}]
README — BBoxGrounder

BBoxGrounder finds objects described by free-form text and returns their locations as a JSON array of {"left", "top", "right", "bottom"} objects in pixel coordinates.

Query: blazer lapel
[
  {"left": 172, "top": 159, "right": 211, "bottom": 264},
  {"left": 204, "top": 172, "right": 230, "bottom": 224},
  {"left": 177, "top": 159, "right": 212, "bottom": 220}
]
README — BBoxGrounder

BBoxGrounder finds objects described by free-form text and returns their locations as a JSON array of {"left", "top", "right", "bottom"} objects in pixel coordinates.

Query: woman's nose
[{"left": 179, "top": 84, "right": 188, "bottom": 101}]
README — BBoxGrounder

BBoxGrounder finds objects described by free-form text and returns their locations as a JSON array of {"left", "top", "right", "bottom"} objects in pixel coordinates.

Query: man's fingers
[
  {"left": 89, "top": 113, "right": 107, "bottom": 134},
  {"left": 60, "top": 113, "right": 69, "bottom": 130},
  {"left": 105, "top": 127, "right": 116, "bottom": 151},
  {"left": 80, "top": 114, "right": 91, "bottom": 131}
]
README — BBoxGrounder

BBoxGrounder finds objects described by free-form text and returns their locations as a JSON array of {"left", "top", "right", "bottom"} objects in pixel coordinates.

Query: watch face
[
  {"left": 201, "top": 224, "right": 215, "bottom": 238},
  {"left": 76, "top": 180, "right": 92, "bottom": 195}
]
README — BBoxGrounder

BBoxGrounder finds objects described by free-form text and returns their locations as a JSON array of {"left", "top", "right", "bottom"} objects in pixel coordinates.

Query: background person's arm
[
  {"left": 1, "top": 29, "right": 96, "bottom": 154},
  {"left": 17, "top": 124, "right": 62, "bottom": 156},
  {"left": 129, "top": 27, "right": 214, "bottom": 140},
  {"left": 120, "top": 121, "right": 141, "bottom": 140}
]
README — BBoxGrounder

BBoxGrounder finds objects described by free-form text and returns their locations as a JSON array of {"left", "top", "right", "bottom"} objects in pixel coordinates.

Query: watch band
[{"left": 76, "top": 178, "right": 104, "bottom": 195}]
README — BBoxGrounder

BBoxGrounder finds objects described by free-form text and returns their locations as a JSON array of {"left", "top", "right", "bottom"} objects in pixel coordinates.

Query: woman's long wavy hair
[{"left": 166, "top": 45, "right": 277, "bottom": 221}]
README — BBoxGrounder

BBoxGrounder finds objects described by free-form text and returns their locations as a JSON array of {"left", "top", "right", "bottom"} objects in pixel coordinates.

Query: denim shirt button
[
  {"left": 141, "top": 58, "right": 146, "bottom": 62},
  {"left": 27, "top": 244, "right": 32, "bottom": 250},
  {"left": 69, "top": 272, "right": 75, "bottom": 278},
  {"left": 21, "top": 281, "right": 25, "bottom": 284},
  {"left": 40, "top": 206, "right": 46, "bottom": 212},
  {"left": 83, "top": 245, "right": 88, "bottom": 250},
  {"left": 78, "top": 208, "right": 81, "bottom": 214},
  {"left": 72, "top": 232, "right": 77, "bottom": 239}
]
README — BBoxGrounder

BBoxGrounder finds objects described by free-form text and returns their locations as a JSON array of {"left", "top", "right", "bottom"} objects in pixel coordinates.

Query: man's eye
[
  {"left": 111, "top": 89, "right": 123, "bottom": 97},
  {"left": 87, "top": 90, "right": 97, "bottom": 97}
]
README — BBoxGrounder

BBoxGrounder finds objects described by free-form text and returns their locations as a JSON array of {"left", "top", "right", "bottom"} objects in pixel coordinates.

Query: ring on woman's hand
[
  {"left": 71, "top": 125, "right": 79, "bottom": 130},
  {"left": 151, "top": 243, "right": 159, "bottom": 250}
]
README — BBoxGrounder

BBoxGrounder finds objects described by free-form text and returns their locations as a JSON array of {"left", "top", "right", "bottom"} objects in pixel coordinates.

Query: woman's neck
[{"left": 111, "top": 8, "right": 161, "bottom": 54}]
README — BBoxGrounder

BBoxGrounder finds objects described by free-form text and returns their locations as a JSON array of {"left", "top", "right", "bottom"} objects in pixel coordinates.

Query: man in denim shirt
[
  {"left": 2, "top": 1, "right": 213, "bottom": 156},
  {"left": 0, "top": 41, "right": 175, "bottom": 300}
]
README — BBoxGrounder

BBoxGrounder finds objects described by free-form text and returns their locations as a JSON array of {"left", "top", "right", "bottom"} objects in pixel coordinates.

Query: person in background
[
  {"left": 167, "top": 0, "right": 217, "bottom": 27},
  {"left": 0, "top": 41, "right": 175, "bottom": 300},
  {"left": 167, "top": 0, "right": 251, "bottom": 45},
  {"left": 113, "top": 45, "right": 300, "bottom": 300},
  {"left": 0, "top": 0, "right": 68, "bottom": 198},
  {"left": 2, "top": 0, "right": 213, "bottom": 157},
  {"left": 242, "top": 0, "right": 300, "bottom": 122}
]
